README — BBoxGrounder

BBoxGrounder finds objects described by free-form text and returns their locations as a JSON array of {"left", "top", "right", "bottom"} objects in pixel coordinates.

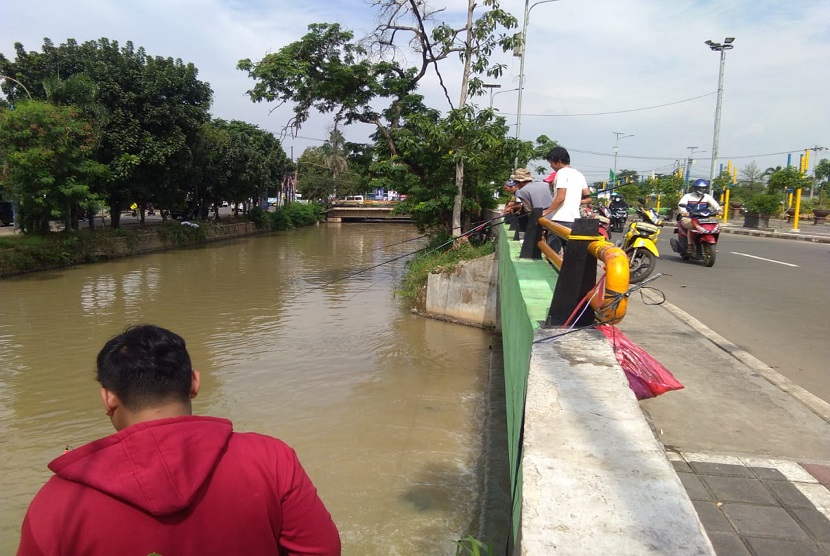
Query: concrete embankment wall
[
  {"left": 426, "top": 222, "right": 714, "bottom": 554},
  {"left": 422, "top": 253, "right": 499, "bottom": 329},
  {"left": 0, "top": 221, "right": 258, "bottom": 278},
  {"left": 94, "top": 221, "right": 256, "bottom": 258}
]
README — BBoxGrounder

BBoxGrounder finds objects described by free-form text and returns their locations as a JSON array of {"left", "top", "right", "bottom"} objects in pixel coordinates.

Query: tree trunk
[{"left": 450, "top": 0, "right": 476, "bottom": 238}]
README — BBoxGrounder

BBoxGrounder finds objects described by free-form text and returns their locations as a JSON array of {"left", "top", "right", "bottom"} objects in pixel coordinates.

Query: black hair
[
  {"left": 96, "top": 325, "right": 193, "bottom": 411},
  {"left": 545, "top": 146, "right": 570, "bottom": 165}
]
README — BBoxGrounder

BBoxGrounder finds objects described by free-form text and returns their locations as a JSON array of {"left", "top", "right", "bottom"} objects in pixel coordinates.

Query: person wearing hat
[
  {"left": 501, "top": 179, "right": 524, "bottom": 216},
  {"left": 512, "top": 168, "right": 554, "bottom": 220}
]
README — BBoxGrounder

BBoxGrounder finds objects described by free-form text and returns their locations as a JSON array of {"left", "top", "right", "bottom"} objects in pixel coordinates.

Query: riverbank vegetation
[
  {"left": 397, "top": 235, "right": 494, "bottom": 302},
  {"left": 0, "top": 204, "right": 323, "bottom": 278}
]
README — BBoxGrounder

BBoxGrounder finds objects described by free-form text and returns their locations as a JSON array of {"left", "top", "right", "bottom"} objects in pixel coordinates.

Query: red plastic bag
[{"left": 596, "top": 324, "right": 684, "bottom": 399}]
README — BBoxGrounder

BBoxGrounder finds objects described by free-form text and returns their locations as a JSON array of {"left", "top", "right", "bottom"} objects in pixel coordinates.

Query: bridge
[{"left": 325, "top": 202, "right": 412, "bottom": 223}]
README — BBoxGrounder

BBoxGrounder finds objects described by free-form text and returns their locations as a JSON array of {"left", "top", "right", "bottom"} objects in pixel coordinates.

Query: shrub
[{"left": 744, "top": 194, "right": 782, "bottom": 216}]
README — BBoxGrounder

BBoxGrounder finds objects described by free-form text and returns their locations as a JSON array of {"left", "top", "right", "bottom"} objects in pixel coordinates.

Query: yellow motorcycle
[{"left": 617, "top": 204, "right": 662, "bottom": 283}]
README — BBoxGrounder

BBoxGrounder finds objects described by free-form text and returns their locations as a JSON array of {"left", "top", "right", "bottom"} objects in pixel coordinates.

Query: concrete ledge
[
  {"left": 521, "top": 328, "right": 714, "bottom": 555},
  {"left": 423, "top": 253, "right": 499, "bottom": 328}
]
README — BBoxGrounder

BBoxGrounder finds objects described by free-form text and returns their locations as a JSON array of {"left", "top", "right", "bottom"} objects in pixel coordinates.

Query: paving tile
[
  {"left": 701, "top": 475, "right": 779, "bottom": 505},
  {"left": 689, "top": 461, "right": 755, "bottom": 478},
  {"left": 722, "top": 503, "right": 810, "bottom": 539},
  {"left": 743, "top": 536, "right": 824, "bottom": 556},
  {"left": 705, "top": 532, "right": 751, "bottom": 556},
  {"left": 742, "top": 458, "right": 819, "bottom": 483},
  {"left": 766, "top": 480, "right": 820, "bottom": 509},
  {"left": 750, "top": 466, "right": 787, "bottom": 481},
  {"left": 684, "top": 453, "right": 744, "bottom": 466},
  {"left": 796, "top": 483, "right": 830, "bottom": 513},
  {"left": 792, "top": 508, "right": 830, "bottom": 542},
  {"left": 803, "top": 464, "right": 830, "bottom": 488},
  {"left": 672, "top": 459, "right": 692, "bottom": 473},
  {"left": 692, "top": 500, "right": 734, "bottom": 533},
  {"left": 679, "top": 472, "right": 713, "bottom": 501}
]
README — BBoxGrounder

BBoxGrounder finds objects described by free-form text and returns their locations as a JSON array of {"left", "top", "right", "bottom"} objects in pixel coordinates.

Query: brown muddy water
[{"left": 0, "top": 223, "right": 509, "bottom": 555}]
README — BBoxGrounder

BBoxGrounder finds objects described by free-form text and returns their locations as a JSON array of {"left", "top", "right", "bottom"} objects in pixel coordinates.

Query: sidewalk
[
  {"left": 619, "top": 292, "right": 830, "bottom": 556},
  {"left": 719, "top": 216, "right": 830, "bottom": 243}
]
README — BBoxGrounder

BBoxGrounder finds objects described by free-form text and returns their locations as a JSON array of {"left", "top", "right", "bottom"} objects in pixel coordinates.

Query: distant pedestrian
[{"left": 18, "top": 324, "right": 341, "bottom": 556}]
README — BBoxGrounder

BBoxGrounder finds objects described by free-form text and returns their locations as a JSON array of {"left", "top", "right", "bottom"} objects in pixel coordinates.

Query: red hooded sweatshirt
[{"left": 17, "top": 416, "right": 341, "bottom": 556}]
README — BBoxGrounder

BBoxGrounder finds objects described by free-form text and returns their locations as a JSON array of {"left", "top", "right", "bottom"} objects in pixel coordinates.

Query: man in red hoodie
[{"left": 18, "top": 324, "right": 341, "bottom": 556}]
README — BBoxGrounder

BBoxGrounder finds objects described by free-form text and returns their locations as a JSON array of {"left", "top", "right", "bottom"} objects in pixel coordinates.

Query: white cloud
[{"left": 2, "top": 0, "right": 828, "bottom": 183}]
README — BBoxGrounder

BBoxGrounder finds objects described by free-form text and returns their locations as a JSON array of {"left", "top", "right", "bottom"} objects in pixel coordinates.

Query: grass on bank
[{"left": 397, "top": 236, "right": 495, "bottom": 301}]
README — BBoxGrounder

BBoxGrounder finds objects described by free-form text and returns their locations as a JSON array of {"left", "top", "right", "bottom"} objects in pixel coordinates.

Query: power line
[{"left": 501, "top": 92, "right": 717, "bottom": 118}]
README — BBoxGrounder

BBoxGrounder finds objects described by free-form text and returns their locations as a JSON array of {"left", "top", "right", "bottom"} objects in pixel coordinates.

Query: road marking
[{"left": 731, "top": 252, "right": 799, "bottom": 267}]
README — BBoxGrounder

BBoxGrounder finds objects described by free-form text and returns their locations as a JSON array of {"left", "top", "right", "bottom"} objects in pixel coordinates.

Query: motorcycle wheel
[
  {"left": 701, "top": 243, "right": 716, "bottom": 267},
  {"left": 628, "top": 248, "right": 656, "bottom": 283}
]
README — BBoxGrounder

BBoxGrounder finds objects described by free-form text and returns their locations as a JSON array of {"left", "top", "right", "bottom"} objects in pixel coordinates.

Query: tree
[
  {"left": 739, "top": 161, "right": 764, "bottom": 187},
  {"left": 2, "top": 38, "right": 213, "bottom": 228},
  {"left": 238, "top": 1, "right": 519, "bottom": 237},
  {"left": 814, "top": 159, "right": 830, "bottom": 206},
  {"left": 320, "top": 129, "right": 349, "bottom": 198},
  {"left": 0, "top": 101, "right": 107, "bottom": 233},
  {"left": 767, "top": 166, "right": 810, "bottom": 195}
]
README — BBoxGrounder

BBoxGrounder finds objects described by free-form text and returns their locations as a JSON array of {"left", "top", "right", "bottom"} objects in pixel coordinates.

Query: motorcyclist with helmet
[
  {"left": 678, "top": 179, "right": 722, "bottom": 252},
  {"left": 609, "top": 194, "right": 628, "bottom": 212}
]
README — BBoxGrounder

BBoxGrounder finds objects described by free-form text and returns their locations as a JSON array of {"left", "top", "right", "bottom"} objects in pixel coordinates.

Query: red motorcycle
[{"left": 669, "top": 204, "right": 720, "bottom": 267}]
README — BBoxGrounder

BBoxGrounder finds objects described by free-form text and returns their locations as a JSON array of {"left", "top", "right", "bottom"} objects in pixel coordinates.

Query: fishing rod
[
  {"left": 369, "top": 213, "right": 509, "bottom": 253},
  {"left": 290, "top": 213, "right": 509, "bottom": 298}
]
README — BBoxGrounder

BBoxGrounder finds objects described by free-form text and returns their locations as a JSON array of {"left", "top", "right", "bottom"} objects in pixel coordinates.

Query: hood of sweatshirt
[{"left": 48, "top": 415, "right": 233, "bottom": 516}]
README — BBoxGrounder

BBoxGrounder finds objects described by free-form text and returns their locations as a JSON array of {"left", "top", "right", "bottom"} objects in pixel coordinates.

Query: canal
[{"left": 0, "top": 223, "right": 509, "bottom": 555}]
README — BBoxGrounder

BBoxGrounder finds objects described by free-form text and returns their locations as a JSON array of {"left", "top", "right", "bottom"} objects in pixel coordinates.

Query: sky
[{"left": 2, "top": 0, "right": 829, "bottom": 185}]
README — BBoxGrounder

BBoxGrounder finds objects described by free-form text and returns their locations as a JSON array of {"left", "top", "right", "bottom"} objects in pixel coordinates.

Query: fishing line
[
  {"left": 369, "top": 213, "right": 508, "bottom": 253},
  {"left": 284, "top": 214, "right": 508, "bottom": 300}
]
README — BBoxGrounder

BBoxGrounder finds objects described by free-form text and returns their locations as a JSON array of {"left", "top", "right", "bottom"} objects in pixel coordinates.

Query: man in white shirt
[{"left": 543, "top": 147, "right": 592, "bottom": 252}]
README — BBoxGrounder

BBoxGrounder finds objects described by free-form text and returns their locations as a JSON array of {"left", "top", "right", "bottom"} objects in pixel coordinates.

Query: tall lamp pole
[
  {"left": 514, "top": 0, "right": 560, "bottom": 170},
  {"left": 705, "top": 37, "right": 735, "bottom": 183},
  {"left": 611, "top": 132, "right": 634, "bottom": 193},
  {"left": 0, "top": 74, "right": 33, "bottom": 100},
  {"left": 482, "top": 83, "right": 501, "bottom": 109}
]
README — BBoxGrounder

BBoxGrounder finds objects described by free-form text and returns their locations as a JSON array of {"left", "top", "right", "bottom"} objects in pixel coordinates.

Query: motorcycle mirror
[{"left": 637, "top": 198, "right": 646, "bottom": 205}]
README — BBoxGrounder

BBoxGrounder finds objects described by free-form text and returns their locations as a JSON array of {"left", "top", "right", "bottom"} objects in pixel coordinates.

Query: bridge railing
[{"left": 509, "top": 208, "right": 629, "bottom": 327}]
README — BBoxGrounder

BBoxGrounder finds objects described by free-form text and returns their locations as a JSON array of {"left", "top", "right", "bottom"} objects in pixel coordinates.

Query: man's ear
[
  {"left": 190, "top": 370, "right": 201, "bottom": 399},
  {"left": 101, "top": 387, "right": 118, "bottom": 417}
]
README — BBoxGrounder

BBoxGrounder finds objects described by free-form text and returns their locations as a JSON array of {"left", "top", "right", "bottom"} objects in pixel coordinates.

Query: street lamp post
[
  {"left": 482, "top": 83, "right": 501, "bottom": 109},
  {"left": 705, "top": 37, "right": 735, "bottom": 183},
  {"left": 514, "top": 0, "right": 561, "bottom": 170},
  {"left": 0, "top": 74, "right": 33, "bottom": 100},
  {"left": 611, "top": 132, "right": 634, "bottom": 192}
]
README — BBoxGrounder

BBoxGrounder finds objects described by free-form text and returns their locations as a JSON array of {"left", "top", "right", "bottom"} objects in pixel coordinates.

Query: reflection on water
[{"left": 0, "top": 223, "right": 507, "bottom": 555}]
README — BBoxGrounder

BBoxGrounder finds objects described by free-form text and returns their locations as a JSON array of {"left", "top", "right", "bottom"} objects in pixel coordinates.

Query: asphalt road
[{"left": 634, "top": 229, "right": 830, "bottom": 404}]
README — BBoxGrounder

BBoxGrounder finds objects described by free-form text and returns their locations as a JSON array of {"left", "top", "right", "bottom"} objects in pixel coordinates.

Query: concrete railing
[{"left": 496, "top": 221, "right": 714, "bottom": 555}]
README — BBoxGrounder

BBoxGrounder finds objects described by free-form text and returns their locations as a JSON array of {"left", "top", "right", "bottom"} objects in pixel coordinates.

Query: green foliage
[
  {"left": 744, "top": 193, "right": 782, "bottom": 215},
  {"left": 814, "top": 159, "right": 830, "bottom": 208},
  {"left": 2, "top": 37, "right": 213, "bottom": 228},
  {"left": 766, "top": 166, "right": 810, "bottom": 195},
  {"left": 245, "top": 203, "right": 323, "bottom": 231},
  {"left": 238, "top": 3, "right": 519, "bottom": 239},
  {"left": 0, "top": 100, "right": 107, "bottom": 234},
  {"left": 155, "top": 221, "right": 207, "bottom": 246},
  {"left": 454, "top": 535, "right": 495, "bottom": 556},
  {"left": 397, "top": 238, "right": 494, "bottom": 301}
]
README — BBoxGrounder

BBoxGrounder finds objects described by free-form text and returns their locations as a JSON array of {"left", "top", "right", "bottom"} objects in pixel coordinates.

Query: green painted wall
[{"left": 496, "top": 223, "right": 558, "bottom": 545}]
